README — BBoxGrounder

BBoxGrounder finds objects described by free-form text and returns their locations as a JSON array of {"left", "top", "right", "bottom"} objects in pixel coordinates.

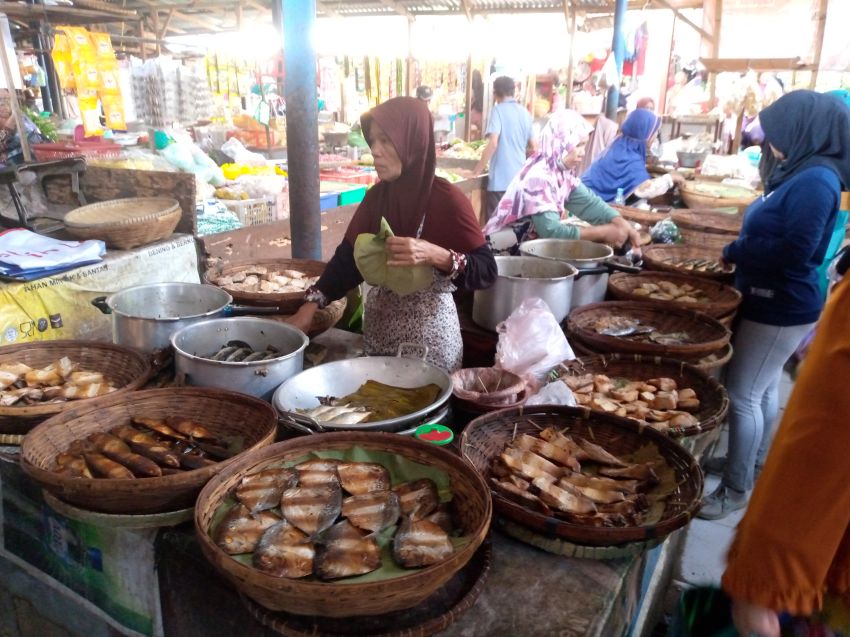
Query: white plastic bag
[
  {"left": 220, "top": 137, "right": 268, "bottom": 167},
  {"left": 495, "top": 297, "right": 575, "bottom": 387},
  {"left": 526, "top": 381, "right": 577, "bottom": 407}
]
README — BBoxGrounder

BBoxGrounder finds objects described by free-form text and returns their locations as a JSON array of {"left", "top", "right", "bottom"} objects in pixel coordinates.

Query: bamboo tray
[
  {"left": 194, "top": 432, "right": 492, "bottom": 617},
  {"left": 64, "top": 197, "right": 181, "bottom": 250},
  {"left": 679, "top": 181, "right": 758, "bottom": 211},
  {"left": 607, "top": 271, "right": 742, "bottom": 319},
  {"left": 609, "top": 204, "right": 672, "bottom": 228},
  {"left": 204, "top": 258, "right": 327, "bottom": 313},
  {"left": 460, "top": 405, "right": 703, "bottom": 547},
  {"left": 671, "top": 209, "right": 742, "bottom": 235},
  {"left": 641, "top": 244, "right": 734, "bottom": 281},
  {"left": 239, "top": 539, "right": 492, "bottom": 636}
]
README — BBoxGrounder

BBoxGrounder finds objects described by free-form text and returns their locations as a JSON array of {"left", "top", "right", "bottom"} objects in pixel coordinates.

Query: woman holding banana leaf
[{"left": 288, "top": 97, "right": 497, "bottom": 371}]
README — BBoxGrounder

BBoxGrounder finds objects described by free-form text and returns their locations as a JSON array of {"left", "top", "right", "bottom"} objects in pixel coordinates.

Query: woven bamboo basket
[
  {"left": 677, "top": 227, "right": 736, "bottom": 251},
  {"left": 0, "top": 340, "right": 151, "bottom": 432},
  {"left": 642, "top": 244, "right": 733, "bottom": 281},
  {"left": 20, "top": 388, "right": 277, "bottom": 514},
  {"left": 679, "top": 181, "right": 758, "bottom": 211},
  {"left": 264, "top": 297, "right": 347, "bottom": 338},
  {"left": 566, "top": 301, "right": 730, "bottom": 359},
  {"left": 717, "top": 310, "right": 737, "bottom": 329},
  {"left": 460, "top": 405, "right": 703, "bottom": 546},
  {"left": 238, "top": 540, "right": 492, "bottom": 637},
  {"left": 568, "top": 338, "right": 733, "bottom": 378},
  {"left": 63, "top": 197, "right": 181, "bottom": 250},
  {"left": 550, "top": 353, "right": 729, "bottom": 438},
  {"left": 194, "top": 432, "right": 492, "bottom": 617},
  {"left": 609, "top": 204, "right": 671, "bottom": 228},
  {"left": 671, "top": 209, "right": 742, "bottom": 236},
  {"left": 451, "top": 367, "right": 526, "bottom": 404},
  {"left": 204, "top": 258, "right": 327, "bottom": 313},
  {"left": 607, "top": 271, "right": 742, "bottom": 319}
]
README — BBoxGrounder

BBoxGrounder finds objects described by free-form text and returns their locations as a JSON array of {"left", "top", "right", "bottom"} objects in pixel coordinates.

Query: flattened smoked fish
[{"left": 314, "top": 520, "right": 381, "bottom": 580}]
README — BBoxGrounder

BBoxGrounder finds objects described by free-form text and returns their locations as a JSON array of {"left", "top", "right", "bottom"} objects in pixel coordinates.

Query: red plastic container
[{"left": 31, "top": 142, "right": 123, "bottom": 162}]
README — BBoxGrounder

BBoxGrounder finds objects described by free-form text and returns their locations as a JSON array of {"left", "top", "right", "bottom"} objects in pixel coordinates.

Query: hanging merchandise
[
  {"left": 51, "top": 33, "right": 74, "bottom": 90},
  {"left": 101, "top": 94, "right": 126, "bottom": 131}
]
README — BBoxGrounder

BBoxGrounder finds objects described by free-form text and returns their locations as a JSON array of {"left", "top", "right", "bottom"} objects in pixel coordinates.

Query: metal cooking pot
[
  {"left": 171, "top": 317, "right": 308, "bottom": 400},
  {"left": 519, "top": 239, "right": 641, "bottom": 309},
  {"left": 472, "top": 256, "right": 578, "bottom": 332},
  {"left": 92, "top": 282, "right": 282, "bottom": 354},
  {"left": 272, "top": 345, "right": 452, "bottom": 433}
]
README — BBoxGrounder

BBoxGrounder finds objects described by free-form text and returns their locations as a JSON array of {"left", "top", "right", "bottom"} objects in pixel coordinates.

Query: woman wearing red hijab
[{"left": 288, "top": 97, "right": 497, "bottom": 371}]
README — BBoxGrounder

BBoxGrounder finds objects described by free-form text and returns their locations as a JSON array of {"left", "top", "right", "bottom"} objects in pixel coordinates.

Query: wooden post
[
  {"left": 0, "top": 16, "right": 31, "bottom": 162},
  {"left": 564, "top": 3, "right": 577, "bottom": 109},
  {"left": 151, "top": 10, "right": 160, "bottom": 56},
  {"left": 464, "top": 53, "right": 472, "bottom": 142},
  {"left": 660, "top": 13, "right": 676, "bottom": 115},
  {"left": 810, "top": 0, "right": 829, "bottom": 89}
]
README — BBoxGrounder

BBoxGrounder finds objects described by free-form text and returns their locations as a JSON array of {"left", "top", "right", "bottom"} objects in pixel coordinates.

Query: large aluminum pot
[
  {"left": 272, "top": 346, "right": 452, "bottom": 433},
  {"left": 171, "top": 317, "right": 308, "bottom": 400},
  {"left": 472, "top": 256, "right": 577, "bottom": 332},
  {"left": 519, "top": 239, "right": 640, "bottom": 309},
  {"left": 92, "top": 282, "right": 281, "bottom": 353}
]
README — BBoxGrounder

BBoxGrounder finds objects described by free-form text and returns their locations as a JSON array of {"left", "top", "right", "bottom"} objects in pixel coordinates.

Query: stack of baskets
[
  {"left": 641, "top": 244, "right": 734, "bottom": 283},
  {"left": 672, "top": 208, "right": 742, "bottom": 251},
  {"left": 678, "top": 180, "right": 758, "bottom": 212},
  {"left": 63, "top": 197, "right": 182, "bottom": 250},
  {"left": 607, "top": 271, "right": 742, "bottom": 328},
  {"left": 565, "top": 301, "right": 732, "bottom": 377}
]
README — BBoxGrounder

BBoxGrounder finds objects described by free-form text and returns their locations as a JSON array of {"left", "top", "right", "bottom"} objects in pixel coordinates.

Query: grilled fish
[
  {"left": 512, "top": 433, "right": 581, "bottom": 472},
  {"left": 132, "top": 417, "right": 187, "bottom": 441},
  {"left": 54, "top": 455, "right": 93, "bottom": 478},
  {"left": 282, "top": 480, "right": 343, "bottom": 537},
  {"left": 172, "top": 441, "right": 217, "bottom": 470},
  {"left": 532, "top": 475, "right": 597, "bottom": 515},
  {"left": 88, "top": 433, "right": 162, "bottom": 478},
  {"left": 83, "top": 452, "right": 134, "bottom": 479},
  {"left": 314, "top": 520, "right": 381, "bottom": 580},
  {"left": 172, "top": 419, "right": 217, "bottom": 440},
  {"left": 236, "top": 468, "right": 297, "bottom": 515},
  {"left": 392, "top": 516, "right": 454, "bottom": 568},
  {"left": 111, "top": 425, "right": 182, "bottom": 468},
  {"left": 574, "top": 438, "right": 629, "bottom": 467},
  {"left": 393, "top": 478, "right": 439, "bottom": 519},
  {"left": 599, "top": 463, "right": 659, "bottom": 484},
  {"left": 426, "top": 504, "right": 455, "bottom": 535},
  {"left": 295, "top": 458, "right": 341, "bottom": 489},
  {"left": 337, "top": 462, "right": 390, "bottom": 495},
  {"left": 252, "top": 520, "right": 314, "bottom": 578},
  {"left": 560, "top": 471, "right": 640, "bottom": 495},
  {"left": 341, "top": 490, "right": 400, "bottom": 532},
  {"left": 215, "top": 504, "right": 280, "bottom": 555},
  {"left": 490, "top": 478, "right": 552, "bottom": 516}
]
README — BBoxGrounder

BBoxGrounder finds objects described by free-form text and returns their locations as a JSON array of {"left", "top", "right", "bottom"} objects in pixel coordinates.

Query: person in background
[
  {"left": 0, "top": 90, "right": 45, "bottom": 166},
  {"left": 470, "top": 70, "right": 484, "bottom": 137},
  {"left": 288, "top": 97, "right": 496, "bottom": 372},
  {"left": 722, "top": 273, "right": 850, "bottom": 637},
  {"left": 699, "top": 90, "right": 850, "bottom": 520},
  {"left": 577, "top": 109, "right": 618, "bottom": 176},
  {"left": 581, "top": 108, "right": 684, "bottom": 203},
  {"left": 415, "top": 86, "right": 433, "bottom": 103},
  {"left": 636, "top": 96, "right": 655, "bottom": 111},
  {"left": 474, "top": 76, "right": 536, "bottom": 219},
  {"left": 483, "top": 109, "right": 641, "bottom": 252}
]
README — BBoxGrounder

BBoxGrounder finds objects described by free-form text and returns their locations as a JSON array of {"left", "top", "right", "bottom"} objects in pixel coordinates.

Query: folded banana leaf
[
  {"left": 353, "top": 217, "right": 433, "bottom": 296},
  {"left": 335, "top": 380, "right": 442, "bottom": 422}
]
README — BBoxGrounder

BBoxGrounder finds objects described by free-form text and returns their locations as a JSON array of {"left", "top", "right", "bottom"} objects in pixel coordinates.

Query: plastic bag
[
  {"left": 220, "top": 137, "right": 267, "bottom": 167},
  {"left": 495, "top": 298, "right": 575, "bottom": 387},
  {"left": 526, "top": 381, "right": 577, "bottom": 407},
  {"left": 650, "top": 218, "right": 681, "bottom": 244}
]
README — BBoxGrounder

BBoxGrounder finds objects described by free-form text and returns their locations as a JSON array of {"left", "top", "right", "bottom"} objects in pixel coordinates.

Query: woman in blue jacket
[{"left": 700, "top": 90, "right": 850, "bottom": 520}]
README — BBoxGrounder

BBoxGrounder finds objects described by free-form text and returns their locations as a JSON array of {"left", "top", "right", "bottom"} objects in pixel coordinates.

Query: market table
[{"left": 0, "top": 233, "right": 200, "bottom": 347}]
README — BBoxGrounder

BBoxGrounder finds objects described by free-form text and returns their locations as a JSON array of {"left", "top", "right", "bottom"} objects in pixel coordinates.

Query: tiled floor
[{"left": 673, "top": 371, "right": 796, "bottom": 589}]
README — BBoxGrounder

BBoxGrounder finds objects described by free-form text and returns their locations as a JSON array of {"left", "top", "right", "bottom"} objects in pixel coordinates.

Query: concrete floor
[{"left": 665, "top": 372, "right": 796, "bottom": 614}]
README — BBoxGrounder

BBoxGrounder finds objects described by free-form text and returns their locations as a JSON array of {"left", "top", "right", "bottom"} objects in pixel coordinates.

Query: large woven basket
[
  {"left": 460, "top": 405, "right": 703, "bottom": 546},
  {"left": 20, "top": 388, "right": 278, "bottom": 514},
  {"left": 609, "top": 204, "right": 671, "bottom": 228},
  {"left": 194, "top": 432, "right": 492, "bottom": 617},
  {"left": 204, "top": 258, "right": 327, "bottom": 313},
  {"left": 568, "top": 338, "right": 733, "bottom": 377},
  {"left": 0, "top": 340, "right": 151, "bottom": 432},
  {"left": 566, "top": 301, "right": 730, "bottom": 359},
  {"left": 550, "top": 353, "right": 729, "bottom": 437},
  {"left": 671, "top": 209, "right": 742, "bottom": 236},
  {"left": 607, "top": 271, "right": 742, "bottom": 319},
  {"left": 677, "top": 227, "right": 736, "bottom": 251},
  {"left": 63, "top": 197, "right": 181, "bottom": 250},
  {"left": 679, "top": 181, "right": 757, "bottom": 212},
  {"left": 642, "top": 244, "right": 733, "bottom": 281},
  {"left": 265, "top": 297, "right": 347, "bottom": 338}
]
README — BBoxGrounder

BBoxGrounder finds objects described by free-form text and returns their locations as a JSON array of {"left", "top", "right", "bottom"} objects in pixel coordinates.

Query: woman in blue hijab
[{"left": 582, "top": 108, "right": 683, "bottom": 202}]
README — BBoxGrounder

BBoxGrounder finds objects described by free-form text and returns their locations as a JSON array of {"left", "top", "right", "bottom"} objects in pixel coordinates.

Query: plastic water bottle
[{"left": 614, "top": 187, "right": 625, "bottom": 205}]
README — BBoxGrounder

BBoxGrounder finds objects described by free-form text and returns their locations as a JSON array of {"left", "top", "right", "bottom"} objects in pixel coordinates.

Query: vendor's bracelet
[
  {"left": 304, "top": 286, "right": 329, "bottom": 310},
  {"left": 448, "top": 250, "right": 467, "bottom": 279}
]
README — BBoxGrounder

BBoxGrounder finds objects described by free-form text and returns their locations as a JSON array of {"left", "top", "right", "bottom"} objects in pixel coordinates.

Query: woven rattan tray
[
  {"left": 671, "top": 209, "right": 742, "bottom": 235},
  {"left": 460, "top": 405, "right": 703, "bottom": 547},
  {"left": 607, "top": 271, "right": 742, "bottom": 319},
  {"left": 642, "top": 244, "right": 734, "bottom": 281},
  {"left": 63, "top": 197, "right": 181, "bottom": 249}
]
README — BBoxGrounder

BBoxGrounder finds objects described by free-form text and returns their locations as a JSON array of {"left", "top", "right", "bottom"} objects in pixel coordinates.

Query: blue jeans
[{"left": 722, "top": 318, "right": 814, "bottom": 492}]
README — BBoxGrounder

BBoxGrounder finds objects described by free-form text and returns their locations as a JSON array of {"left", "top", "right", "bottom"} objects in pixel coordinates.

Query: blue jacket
[{"left": 723, "top": 165, "right": 840, "bottom": 326}]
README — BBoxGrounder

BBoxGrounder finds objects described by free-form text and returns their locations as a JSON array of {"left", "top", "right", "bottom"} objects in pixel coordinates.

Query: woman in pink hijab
[{"left": 484, "top": 109, "right": 641, "bottom": 252}]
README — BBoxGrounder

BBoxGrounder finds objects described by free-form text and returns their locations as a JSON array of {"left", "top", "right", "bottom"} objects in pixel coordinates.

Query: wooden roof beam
[
  {"left": 651, "top": 0, "right": 711, "bottom": 40},
  {"left": 700, "top": 57, "right": 814, "bottom": 73},
  {"left": 378, "top": 0, "right": 412, "bottom": 19},
  {"left": 459, "top": 0, "right": 473, "bottom": 22}
]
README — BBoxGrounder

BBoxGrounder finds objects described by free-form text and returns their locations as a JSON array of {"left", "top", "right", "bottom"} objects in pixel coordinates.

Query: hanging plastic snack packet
[
  {"left": 101, "top": 95, "right": 126, "bottom": 131},
  {"left": 79, "top": 96, "right": 103, "bottom": 136},
  {"left": 51, "top": 33, "right": 75, "bottom": 90},
  {"left": 97, "top": 58, "right": 121, "bottom": 96},
  {"left": 89, "top": 31, "right": 116, "bottom": 60}
]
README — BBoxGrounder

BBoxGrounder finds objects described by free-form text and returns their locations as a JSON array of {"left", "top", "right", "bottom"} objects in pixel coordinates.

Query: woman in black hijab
[{"left": 700, "top": 90, "right": 850, "bottom": 522}]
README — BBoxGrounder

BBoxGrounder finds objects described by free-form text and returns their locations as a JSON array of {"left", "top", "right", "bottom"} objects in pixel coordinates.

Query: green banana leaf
[{"left": 353, "top": 217, "right": 432, "bottom": 296}]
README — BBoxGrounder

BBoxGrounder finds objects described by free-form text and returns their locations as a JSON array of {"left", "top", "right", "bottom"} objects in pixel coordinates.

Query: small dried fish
[
  {"left": 216, "top": 504, "right": 280, "bottom": 555},
  {"left": 132, "top": 417, "right": 187, "bottom": 441},
  {"left": 282, "top": 479, "right": 343, "bottom": 537},
  {"left": 111, "top": 425, "right": 181, "bottom": 468},
  {"left": 341, "top": 490, "right": 400, "bottom": 532},
  {"left": 392, "top": 516, "right": 454, "bottom": 568},
  {"left": 172, "top": 419, "right": 217, "bottom": 440},
  {"left": 393, "top": 478, "right": 439, "bottom": 519},
  {"left": 337, "top": 462, "right": 390, "bottom": 495},
  {"left": 314, "top": 520, "right": 381, "bottom": 580},
  {"left": 425, "top": 503, "right": 454, "bottom": 535},
  {"left": 252, "top": 520, "right": 314, "bottom": 578},
  {"left": 88, "top": 432, "right": 162, "bottom": 478},
  {"left": 83, "top": 452, "right": 135, "bottom": 479},
  {"left": 236, "top": 468, "right": 298, "bottom": 515}
]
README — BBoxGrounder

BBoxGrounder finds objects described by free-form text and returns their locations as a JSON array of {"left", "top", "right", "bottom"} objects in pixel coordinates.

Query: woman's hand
[
  {"left": 670, "top": 171, "right": 687, "bottom": 186},
  {"left": 285, "top": 302, "right": 318, "bottom": 335},
  {"left": 731, "top": 599, "right": 780, "bottom": 637},
  {"left": 385, "top": 236, "right": 452, "bottom": 272}
]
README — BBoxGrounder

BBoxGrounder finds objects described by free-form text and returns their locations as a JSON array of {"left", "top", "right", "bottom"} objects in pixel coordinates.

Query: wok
[{"left": 272, "top": 344, "right": 452, "bottom": 433}]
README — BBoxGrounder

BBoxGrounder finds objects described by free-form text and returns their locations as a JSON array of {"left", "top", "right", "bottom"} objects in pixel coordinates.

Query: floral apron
[{"left": 362, "top": 216, "right": 463, "bottom": 372}]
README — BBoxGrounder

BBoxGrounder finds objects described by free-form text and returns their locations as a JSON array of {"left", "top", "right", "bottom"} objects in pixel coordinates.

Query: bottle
[{"left": 614, "top": 187, "right": 625, "bottom": 205}]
